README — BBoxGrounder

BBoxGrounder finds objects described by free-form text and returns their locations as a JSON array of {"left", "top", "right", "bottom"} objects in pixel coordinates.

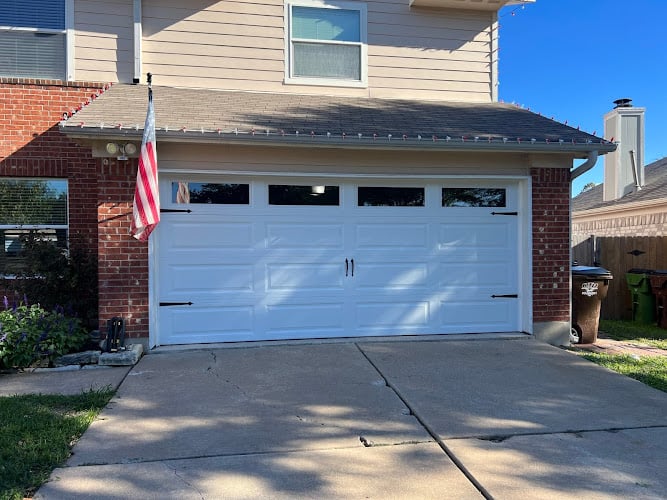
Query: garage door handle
[
  {"left": 491, "top": 294, "right": 518, "bottom": 299},
  {"left": 159, "top": 301, "right": 193, "bottom": 307},
  {"left": 351, "top": 259, "right": 354, "bottom": 277},
  {"left": 345, "top": 259, "right": 349, "bottom": 277},
  {"left": 160, "top": 208, "right": 192, "bottom": 214}
]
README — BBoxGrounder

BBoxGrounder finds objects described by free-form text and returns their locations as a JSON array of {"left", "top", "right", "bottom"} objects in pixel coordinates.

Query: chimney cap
[{"left": 613, "top": 98, "right": 633, "bottom": 108}]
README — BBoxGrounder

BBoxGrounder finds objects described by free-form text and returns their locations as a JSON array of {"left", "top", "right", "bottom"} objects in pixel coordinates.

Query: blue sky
[{"left": 498, "top": 0, "right": 667, "bottom": 196}]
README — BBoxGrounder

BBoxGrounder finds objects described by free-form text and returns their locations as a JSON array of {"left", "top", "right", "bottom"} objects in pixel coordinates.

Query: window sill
[{"left": 284, "top": 76, "right": 368, "bottom": 89}]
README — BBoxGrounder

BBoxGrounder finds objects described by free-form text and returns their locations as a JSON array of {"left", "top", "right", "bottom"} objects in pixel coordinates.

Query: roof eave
[{"left": 61, "top": 123, "right": 617, "bottom": 155}]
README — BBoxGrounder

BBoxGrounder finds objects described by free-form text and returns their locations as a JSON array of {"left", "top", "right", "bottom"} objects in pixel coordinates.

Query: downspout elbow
[{"left": 571, "top": 150, "right": 599, "bottom": 180}]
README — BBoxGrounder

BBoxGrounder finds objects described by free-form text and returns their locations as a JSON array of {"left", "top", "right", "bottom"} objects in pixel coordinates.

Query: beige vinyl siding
[
  {"left": 74, "top": 0, "right": 134, "bottom": 83},
  {"left": 156, "top": 144, "right": 530, "bottom": 177},
  {"left": 75, "top": 0, "right": 494, "bottom": 101}
]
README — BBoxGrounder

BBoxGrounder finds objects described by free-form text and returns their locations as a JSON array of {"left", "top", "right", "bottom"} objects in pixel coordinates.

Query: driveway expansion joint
[{"left": 354, "top": 343, "right": 493, "bottom": 500}]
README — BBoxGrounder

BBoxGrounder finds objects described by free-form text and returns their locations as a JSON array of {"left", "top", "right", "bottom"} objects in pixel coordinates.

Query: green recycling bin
[{"left": 626, "top": 269, "right": 656, "bottom": 324}]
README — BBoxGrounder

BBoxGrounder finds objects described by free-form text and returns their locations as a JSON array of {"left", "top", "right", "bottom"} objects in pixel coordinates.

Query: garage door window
[
  {"left": 442, "top": 188, "right": 506, "bottom": 207},
  {"left": 358, "top": 187, "right": 424, "bottom": 207},
  {"left": 269, "top": 185, "right": 339, "bottom": 205},
  {"left": 171, "top": 182, "right": 249, "bottom": 204}
]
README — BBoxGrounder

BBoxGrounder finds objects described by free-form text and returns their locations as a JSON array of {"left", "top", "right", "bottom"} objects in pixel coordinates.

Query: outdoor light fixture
[{"left": 105, "top": 142, "right": 138, "bottom": 160}]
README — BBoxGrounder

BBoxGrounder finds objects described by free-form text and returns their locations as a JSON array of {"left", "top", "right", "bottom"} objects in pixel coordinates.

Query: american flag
[{"left": 131, "top": 85, "right": 160, "bottom": 241}]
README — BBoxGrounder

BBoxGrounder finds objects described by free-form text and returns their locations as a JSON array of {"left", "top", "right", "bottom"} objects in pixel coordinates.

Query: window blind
[{"left": 0, "top": 0, "right": 65, "bottom": 30}]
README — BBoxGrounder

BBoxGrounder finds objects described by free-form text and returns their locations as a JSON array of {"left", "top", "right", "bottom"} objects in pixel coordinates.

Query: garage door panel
[
  {"left": 438, "top": 222, "right": 512, "bottom": 249},
  {"left": 265, "top": 303, "right": 345, "bottom": 335},
  {"left": 355, "top": 301, "right": 430, "bottom": 329},
  {"left": 266, "top": 263, "right": 344, "bottom": 291},
  {"left": 356, "top": 223, "right": 428, "bottom": 248},
  {"left": 161, "top": 305, "right": 255, "bottom": 344},
  {"left": 266, "top": 223, "right": 344, "bottom": 249},
  {"left": 439, "top": 300, "right": 514, "bottom": 331},
  {"left": 163, "top": 264, "right": 255, "bottom": 295},
  {"left": 163, "top": 221, "right": 253, "bottom": 249},
  {"left": 354, "top": 262, "right": 429, "bottom": 290},
  {"left": 438, "top": 262, "right": 513, "bottom": 288}
]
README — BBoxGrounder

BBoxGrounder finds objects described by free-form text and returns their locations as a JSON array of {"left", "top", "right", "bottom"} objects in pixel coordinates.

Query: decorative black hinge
[
  {"left": 160, "top": 208, "right": 192, "bottom": 213},
  {"left": 491, "top": 294, "right": 518, "bottom": 298},
  {"left": 491, "top": 211, "right": 518, "bottom": 216},
  {"left": 159, "top": 301, "right": 193, "bottom": 307},
  {"left": 627, "top": 249, "right": 645, "bottom": 256}
]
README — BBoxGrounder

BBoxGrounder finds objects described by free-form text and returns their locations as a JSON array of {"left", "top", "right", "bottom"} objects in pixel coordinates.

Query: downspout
[
  {"left": 133, "top": 0, "right": 142, "bottom": 84},
  {"left": 571, "top": 150, "right": 599, "bottom": 180}
]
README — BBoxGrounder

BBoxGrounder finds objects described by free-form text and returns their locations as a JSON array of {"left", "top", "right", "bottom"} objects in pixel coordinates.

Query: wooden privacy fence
[{"left": 572, "top": 236, "right": 667, "bottom": 320}]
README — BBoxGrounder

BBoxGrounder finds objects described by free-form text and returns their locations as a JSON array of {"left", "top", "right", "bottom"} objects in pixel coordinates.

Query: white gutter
[{"left": 571, "top": 150, "right": 599, "bottom": 180}]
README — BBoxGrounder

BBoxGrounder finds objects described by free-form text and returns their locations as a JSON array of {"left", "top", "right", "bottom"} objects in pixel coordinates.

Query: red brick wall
[
  {"left": 532, "top": 167, "right": 571, "bottom": 323},
  {"left": 0, "top": 79, "right": 105, "bottom": 252},
  {"left": 98, "top": 159, "right": 148, "bottom": 339}
]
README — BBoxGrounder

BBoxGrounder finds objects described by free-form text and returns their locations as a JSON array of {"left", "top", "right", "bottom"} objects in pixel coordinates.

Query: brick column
[
  {"left": 531, "top": 166, "right": 572, "bottom": 344},
  {"left": 97, "top": 159, "right": 149, "bottom": 340}
]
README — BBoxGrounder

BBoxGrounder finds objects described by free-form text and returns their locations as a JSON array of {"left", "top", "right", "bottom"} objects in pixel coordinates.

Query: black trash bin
[
  {"left": 571, "top": 265, "right": 613, "bottom": 344},
  {"left": 648, "top": 271, "right": 667, "bottom": 328}
]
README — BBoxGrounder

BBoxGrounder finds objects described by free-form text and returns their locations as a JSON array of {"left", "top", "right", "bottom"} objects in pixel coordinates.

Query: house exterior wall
[
  {"left": 75, "top": 0, "right": 135, "bottom": 84},
  {"left": 73, "top": 0, "right": 494, "bottom": 102},
  {"left": 92, "top": 144, "right": 574, "bottom": 344},
  {"left": 572, "top": 205, "right": 667, "bottom": 244},
  {"left": 0, "top": 79, "right": 104, "bottom": 255}
]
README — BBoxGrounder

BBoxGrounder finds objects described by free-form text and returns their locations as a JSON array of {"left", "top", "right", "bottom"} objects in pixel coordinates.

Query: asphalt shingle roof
[
  {"left": 572, "top": 157, "right": 667, "bottom": 211},
  {"left": 61, "top": 84, "right": 613, "bottom": 153}
]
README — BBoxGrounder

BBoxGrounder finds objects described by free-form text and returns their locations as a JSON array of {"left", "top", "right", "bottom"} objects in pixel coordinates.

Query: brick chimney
[{"left": 603, "top": 98, "right": 646, "bottom": 201}]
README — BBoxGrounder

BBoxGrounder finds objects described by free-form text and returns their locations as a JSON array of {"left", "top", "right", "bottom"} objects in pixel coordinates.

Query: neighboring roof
[
  {"left": 572, "top": 157, "right": 667, "bottom": 212},
  {"left": 60, "top": 84, "right": 614, "bottom": 154}
]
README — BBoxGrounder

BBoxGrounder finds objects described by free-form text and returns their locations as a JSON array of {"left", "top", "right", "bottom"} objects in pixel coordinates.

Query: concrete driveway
[{"left": 36, "top": 338, "right": 667, "bottom": 499}]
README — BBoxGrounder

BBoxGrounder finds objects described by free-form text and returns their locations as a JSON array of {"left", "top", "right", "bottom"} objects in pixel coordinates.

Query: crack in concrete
[
  {"left": 354, "top": 343, "right": 493, "bottom": 500},
  {"left": 473, "top": 424, "right": 667, "bottom": 444},
  {"left": 205, "top": 351, "right": 220, "bottom": 377},
  {"left": 163, "top": 461, "right": 205, "bottom": 500}
]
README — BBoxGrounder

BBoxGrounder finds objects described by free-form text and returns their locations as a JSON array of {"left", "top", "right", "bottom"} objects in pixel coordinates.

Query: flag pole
[{"left": 130, "top": 73, "right": 160, "bottom": 241}]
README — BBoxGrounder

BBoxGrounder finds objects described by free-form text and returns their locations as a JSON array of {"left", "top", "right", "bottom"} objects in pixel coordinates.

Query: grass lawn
[
  {"left": 0, "top": 389, "right": 114, "bottom": 500},
  {"left": 577, "top": 320, "right": 667, "bottom": 393},
  {"left": 599, "top": 319, "right": 667, "bottom": 350}
]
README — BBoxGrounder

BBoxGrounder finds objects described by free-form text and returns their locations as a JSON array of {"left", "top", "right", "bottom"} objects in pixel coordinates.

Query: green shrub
[
  {"left": 1, "top": 232, "right": 98, "bottom": 331},
  {"left": 0, "top": 300, "right": 87, "bottom": 369}
]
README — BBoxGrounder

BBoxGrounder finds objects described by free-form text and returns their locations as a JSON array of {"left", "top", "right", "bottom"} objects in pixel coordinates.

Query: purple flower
[
  {"left": 23, "top": 294, "right": 29, "bottom": 306},
  {"left": 2, "top": 296, "right": 7, "bottom": 310}
]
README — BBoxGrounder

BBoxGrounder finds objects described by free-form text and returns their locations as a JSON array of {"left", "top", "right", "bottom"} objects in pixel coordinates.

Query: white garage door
[{"left": 155, "top": 177, "right": 523, "bottom": 345}]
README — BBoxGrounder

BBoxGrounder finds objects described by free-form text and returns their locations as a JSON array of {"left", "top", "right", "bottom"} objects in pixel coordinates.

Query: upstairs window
[
  {"left": 286, "top": 1, "right": 367, "bottom": 86},
  {"left": 0, "top": 0, "right": 68, "bottom": 79}
]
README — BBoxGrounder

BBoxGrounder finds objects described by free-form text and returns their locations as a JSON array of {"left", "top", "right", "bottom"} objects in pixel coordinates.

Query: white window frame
[
  {"left": 0, "top": 0, "right": 74, "bottom": 81},
  {"left": 284, "top": 0, "right": 368, "bottom": 88}
]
